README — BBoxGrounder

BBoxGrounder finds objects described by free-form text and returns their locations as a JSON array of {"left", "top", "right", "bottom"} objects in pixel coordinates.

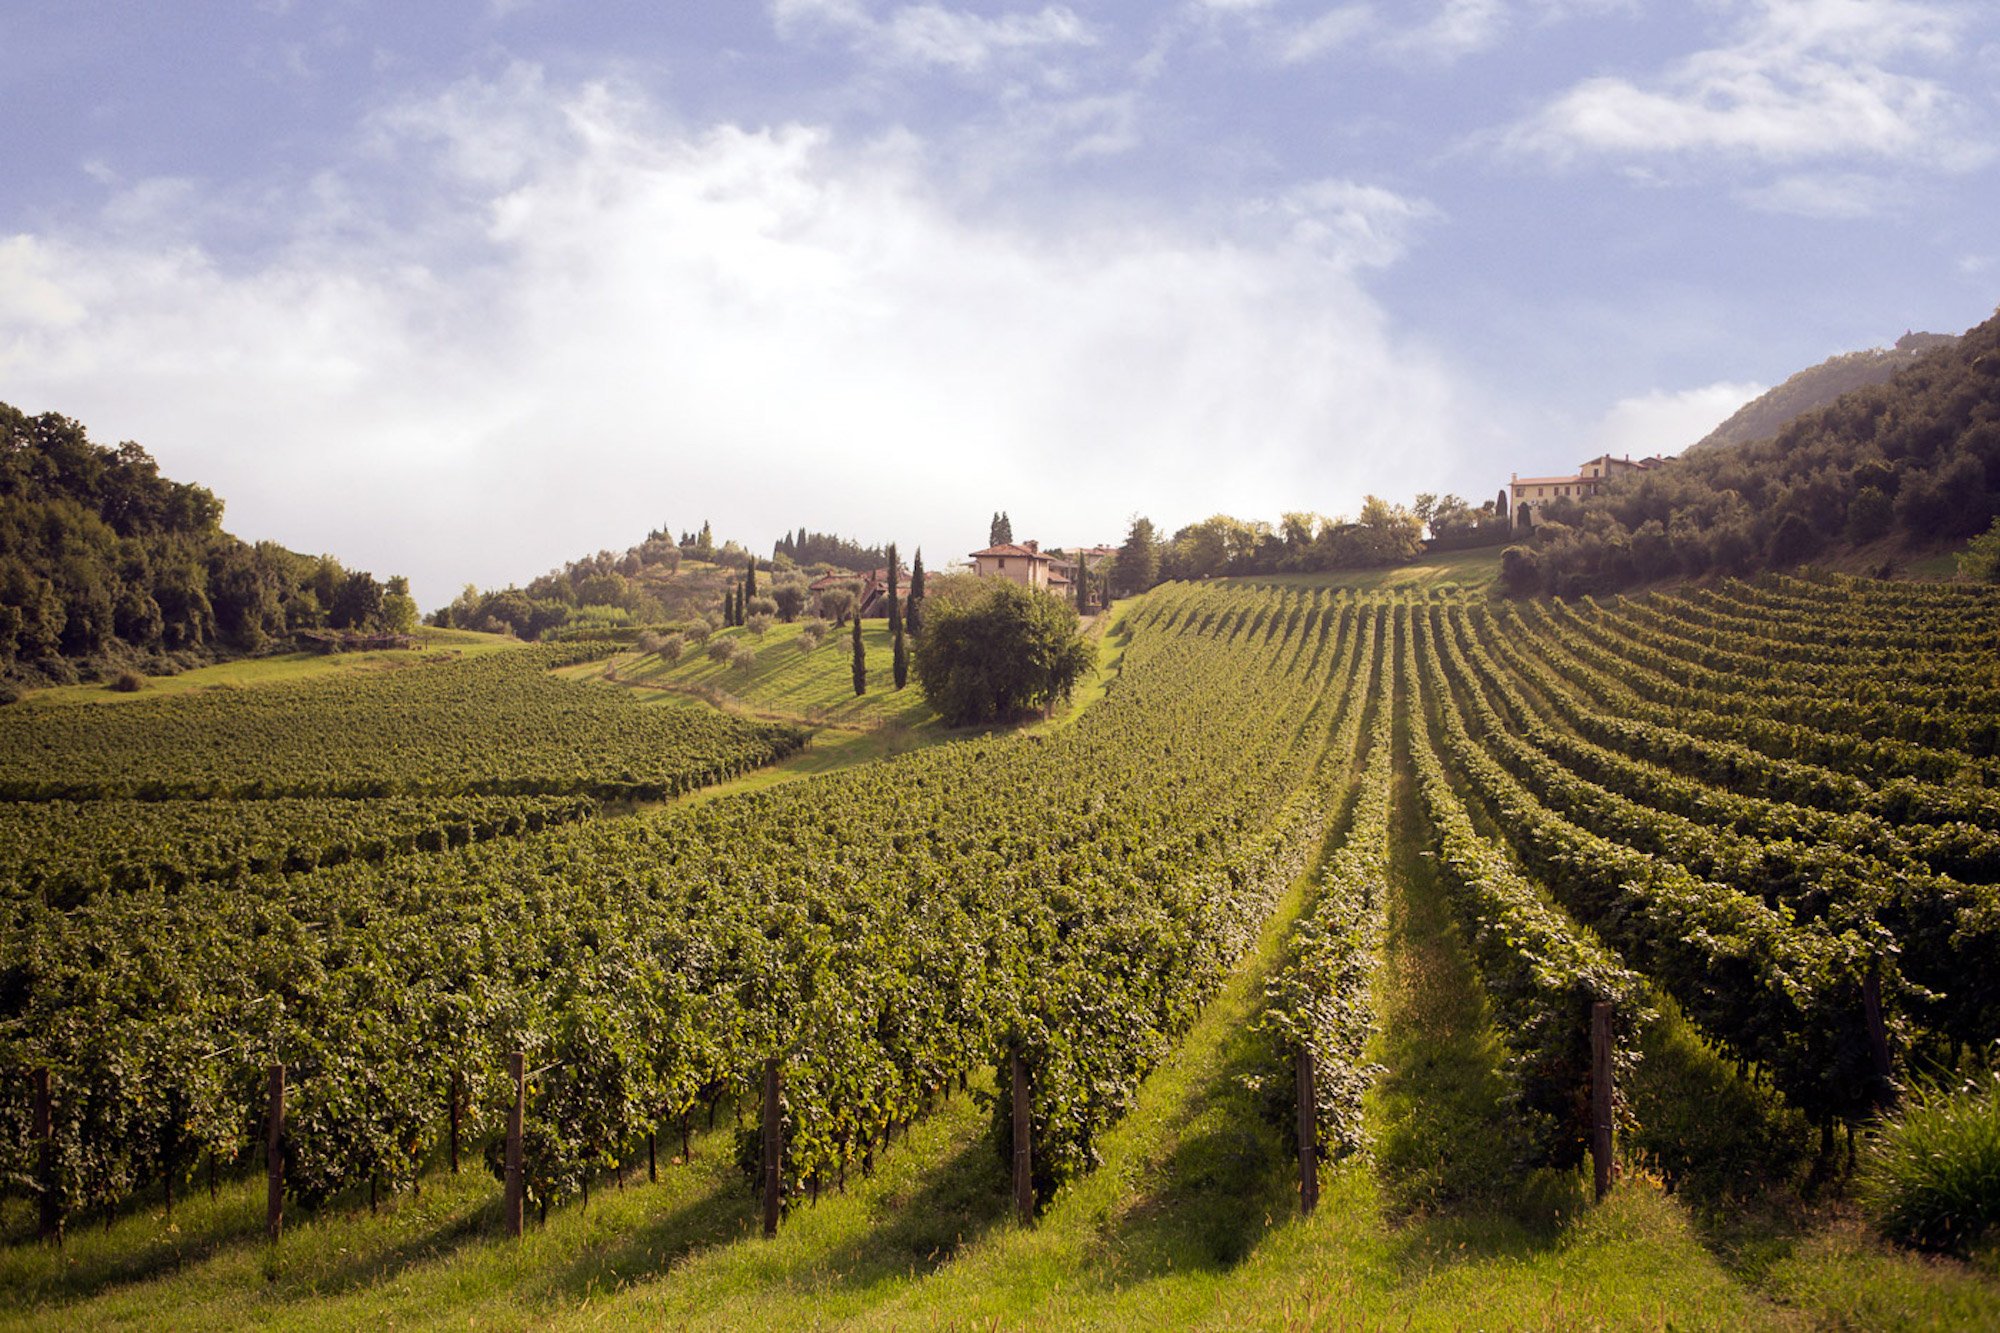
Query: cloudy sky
[{"left": 2, "top": 1, "right": 1995, "bottom": 607}]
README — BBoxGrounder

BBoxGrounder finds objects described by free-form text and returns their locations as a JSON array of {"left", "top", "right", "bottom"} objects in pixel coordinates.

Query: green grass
[
  {"left": 1226, "top": 547, "right": 1504, "bottom": 595},
  {"left": 595, "top": 621, "right": 938, "bottom": 730},
  {"left": 18, "top": 627, "right": 522, "bottom": 708}
]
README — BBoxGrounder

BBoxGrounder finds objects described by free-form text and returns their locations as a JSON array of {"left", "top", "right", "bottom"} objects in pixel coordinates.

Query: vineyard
[{"left": 4, "top": 575, "right": 2000, "bottom": 1327}]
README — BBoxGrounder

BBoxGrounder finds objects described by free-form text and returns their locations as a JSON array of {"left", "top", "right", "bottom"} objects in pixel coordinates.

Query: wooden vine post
[
  {"left": 448, "top": 1069, "right": 461, "bottom": 1174},
  {"left": 33, "top": 1067, "right": 59, "bottom": 1244},
  {"left": 1011, "top": 1043, "right": 1034, "bottom": 1226},
  {"left": 1296, "top": 1043, "right": 1320, "bottom": 1217},
  {"left": 761, "top": 1058, "right": 782, "bottom": 1239},
  {"left": 265, "top": 1063, "right": 285, "bottom": 1244},
  {"left": 505, "top": 1051, "right": 525, "bottom": 1238},
  {"left": 1863, "top": 962, "right": 1896, "bottom": 1108},
  {"left": 1590, "top": 1002, "right": 1614, "bottom": 1202}
]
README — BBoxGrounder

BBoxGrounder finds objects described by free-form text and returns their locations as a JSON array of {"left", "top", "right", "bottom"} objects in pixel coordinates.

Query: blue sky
[{"left": 3, "top": 1, "right": 1995, "bottom": 606}]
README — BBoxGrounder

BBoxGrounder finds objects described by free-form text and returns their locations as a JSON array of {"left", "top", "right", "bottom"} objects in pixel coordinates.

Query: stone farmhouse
[
  {"left": 1509, "top": 453, "right": 1665, "bottom": 527},
  {"left": 968, "top": 541, "right": 1074, "bottom": 597}
]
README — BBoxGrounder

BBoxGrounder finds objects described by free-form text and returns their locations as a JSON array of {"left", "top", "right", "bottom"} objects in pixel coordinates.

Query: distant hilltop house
[
  {"left": 1509, "top": 453, "right": 1664, "bottom": 527},
  {"left": 808, "top": 566, "right": 906, "bottom": 618},
  {"left": 970, "top": 541, "right": 1069, "bottom": 595}
]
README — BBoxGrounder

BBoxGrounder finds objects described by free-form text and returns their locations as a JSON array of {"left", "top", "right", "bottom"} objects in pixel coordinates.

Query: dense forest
[
  {"left": 1504, "top": 308, "right": 2000, "bottom": 597},
  {"left": 0, "top": 405, "right": 413, "bottom": 691}
]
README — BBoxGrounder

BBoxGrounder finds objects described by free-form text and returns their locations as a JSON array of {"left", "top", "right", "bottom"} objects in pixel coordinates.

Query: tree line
[{"left": 0, "top": 405, "right": 413, "bottom": 692}]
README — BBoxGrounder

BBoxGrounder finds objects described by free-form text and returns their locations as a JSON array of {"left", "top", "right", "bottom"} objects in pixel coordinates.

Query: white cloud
[
  {"left": 772, "top": 1, "right": 1097, "bottom": 73},
  {"left": 1589, "top": 381, "right": 1767, "bottom": 458},
  {"left": 0, "top": 73, "right": 1476, "bottom": 607},
  {"left": 1505, "top": 0, "right": 1986, "bottom": 172},
  {"left": 1280, "top": 6, "right": 1375, "bottom": 65},
  {"left": 1380, "top": 0, "right": 1510, "bottom": 63},
  {"left": 1250, "top": 180, "right": 1440, "bottom": 269}
]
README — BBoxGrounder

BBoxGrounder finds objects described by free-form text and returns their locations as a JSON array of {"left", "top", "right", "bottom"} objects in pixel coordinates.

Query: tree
[
  {"left": 909, "top": 549, "right": 926, "bottom": 603},
  {"left": 695, "top": 521, "right": 714, "bottom": 561},
  {"left": 1115, "top": 516, "right": 1159, "bottom": 596},
  {"left": 329, "top": 570, "right": 384, "bottom": 631},
  {"left": 1496, "top": 488, "right": 1510, "bottom": 524},
  {"left": 744, "top": 559, "right": 757, "bottom": 605},
  {"left": 772, "top": 584, "right": 806, "bottom": 622},
  {"left": 851, "top": 613, "right": 867, "bottom": 696},
  {"left": 886, "top": 543, "right": 907, "bottom": 689},
  {"left": 820, "top": 587, "right": 855, "bottom": 626},
  {"left": 912, "top": 580, "right": 1092, "bottom": 726},
  {"left": 381, "top": 576, "right": 419, "bottom": 635},
  {"left": 1074, "top": 551, "right": 1088, "bottom": 610},
  {"left": 1768, "top": 512, "right": 1819, "bottom": 567},
  {"left": 1960, "top": 517, "right": 2000, "bottom": 583},
  {"left": 990, "top": 512, "right": 1014, "bottom": 546}
]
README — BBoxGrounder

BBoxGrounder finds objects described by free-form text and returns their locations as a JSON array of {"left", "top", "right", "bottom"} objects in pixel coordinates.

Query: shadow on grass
[
  {"left": 780, "top": 1097, "right": 1012, "bottom": 1295},
  {"left": 0, "top": 1173, "right": 279, "bottom": 1308},
  {"left": 1099, "top": 1019, "right": 1300, "bottom": 1277},
  {"left": 533, "top": 1161, "right": 761, "bottom": 1304},
  {"left": 1371, "top": 733, "right": 1536, "bottom": 1225}
]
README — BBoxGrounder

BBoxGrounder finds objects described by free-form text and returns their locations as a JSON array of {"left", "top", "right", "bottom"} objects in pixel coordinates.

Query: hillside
[
  {"left": 1506, "top": 307, "right": 2000, "bottom": 596},
  {"left": 6, "top": 578, "right": 1999, "bottom": 1328},
  {"left": 1691, "top": 331, "right": 1959, "bottom": 452}
]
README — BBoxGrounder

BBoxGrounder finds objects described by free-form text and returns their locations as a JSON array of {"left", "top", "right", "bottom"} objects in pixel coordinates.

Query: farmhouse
[
  {"left": 1509, "top": 453, "right": 1664, "bottom": 527},
  {"left": 969, "top": 541, "right": 1058, "bottom": 591},
  {"left": 809, "top": 566, "right": 908, "bottom": 618}
]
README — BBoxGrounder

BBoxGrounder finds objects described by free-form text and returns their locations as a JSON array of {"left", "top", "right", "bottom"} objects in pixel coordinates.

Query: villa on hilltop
[
  {"left": 969, "top": 541, "right": 1072, "bottom": 597},
  {"left": 1510, "top": 453, "right": 1664, "bottom": 527}
]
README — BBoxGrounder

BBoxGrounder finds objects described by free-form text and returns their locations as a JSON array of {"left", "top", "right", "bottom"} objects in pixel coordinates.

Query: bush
[
  {"left": 635, "top": 631, "right": 663, "bottom": 655},
  {"left": 730, "top": 643, "right": 756, "bottom": 674},
  {"left": 745, "top": 613, "right": 772, "bottom": 637},
  {"left": 798, "top": 626, "right": 824, "bottom": 653},
  {"left": 912, "top": 581, "right": 1092, "bottom": 726},
  {"left": 706, "top": 638, "right": 734, "bottom": 664},
  {"left": 657, "top": 633, "right": 685, "bottom": 664},
  {"left": 1960, "top": 517, "right": 2000, "bottom": 583},
  {"left": 1859, "top": 1072, "right": 2000, "bottom": 1254},
  {"left": 0, "top": 682, "right": 19, "bottom": 706},
  {"left": 111, "top": 670, "right": 146, "bottom": 693}
]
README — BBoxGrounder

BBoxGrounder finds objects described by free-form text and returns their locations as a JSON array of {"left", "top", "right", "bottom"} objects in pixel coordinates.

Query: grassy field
[
  {"left": 575, "top": 606, "right": 1133, "bottom": 802},
  {"left": 17, "top": 626, "right": 522, "bottom": 708},
  {"left": 1228, "top": 547, "right": 1505, "bottom": 594}
]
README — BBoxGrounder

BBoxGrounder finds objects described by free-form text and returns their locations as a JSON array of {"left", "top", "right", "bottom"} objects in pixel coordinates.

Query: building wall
[{"left": 973, "top": 553, "right": 1048, "bottom": 589}]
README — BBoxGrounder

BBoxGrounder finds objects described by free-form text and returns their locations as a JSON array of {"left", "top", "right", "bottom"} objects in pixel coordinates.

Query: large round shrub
[{"left": 912, "top": 581, "right": 1092, "bottom": 726}]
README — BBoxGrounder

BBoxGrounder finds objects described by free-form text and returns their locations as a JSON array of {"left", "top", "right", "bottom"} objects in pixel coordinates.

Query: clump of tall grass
[{"left": 1859, "top": 1071, "right": 2000, "bottom": 1254}]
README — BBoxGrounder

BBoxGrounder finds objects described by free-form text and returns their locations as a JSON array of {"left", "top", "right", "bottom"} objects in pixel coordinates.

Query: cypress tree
[
  {"left": 893, "top": 621, "right": 908, "bottom": 690},
  {"left": 885, "top": 543, "right": 901, "bottom": 636},
  {"left": 723, "top": 587, "right": 735, "bottom": 626},
  {"left": 745, "top": 559, "right": 757, "bottom": 603},
  {"left": 851, "top": 614, "right": 866, "bottom": 696},
  {"left": 1075, "top": 551, "right": 1088, "bottom": 611},
  {"left": 909, "top": 549, "right": 925, "bottom": 602}
]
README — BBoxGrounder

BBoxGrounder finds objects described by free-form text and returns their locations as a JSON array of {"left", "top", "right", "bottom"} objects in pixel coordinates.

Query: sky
[{"left": 2, "top": 1, "right": 1996, "bottom": 608}]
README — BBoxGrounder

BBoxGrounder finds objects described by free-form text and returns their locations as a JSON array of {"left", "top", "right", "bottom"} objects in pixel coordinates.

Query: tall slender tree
[
  {"left": 851, "top": 613, "right": 867, "bottom": 696},
  {"left": 1074, "top": 551, "right": 1088, "bottom": 611},
  {"left": 906, "top": 548, "right": 926, "bottom": 639},
  {"left": 744, "top": 559, "right": 757, "bottom": 605},
  {"left": 886, "top": 543, "right": 907, "bottom": 689}
]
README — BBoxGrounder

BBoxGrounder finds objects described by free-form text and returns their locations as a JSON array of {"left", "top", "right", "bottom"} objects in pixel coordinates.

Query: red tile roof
[{"left": 969, "top": 543, "right": 1052, "bottom": 560}]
